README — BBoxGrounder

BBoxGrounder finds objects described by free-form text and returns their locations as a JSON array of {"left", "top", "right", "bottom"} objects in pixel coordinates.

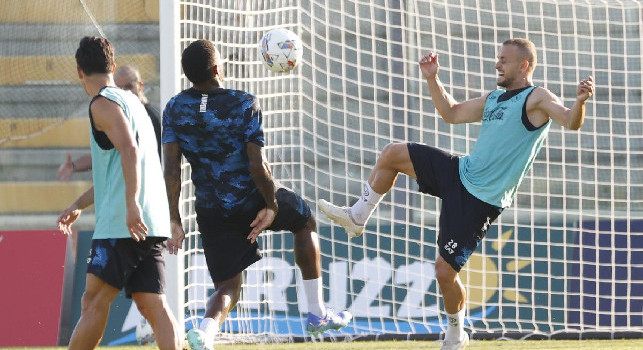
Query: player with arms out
[
  {"left": 163, "top": 40, "right": 351, "bottom": 350},
  {"left": 56, "top": 36, "right": 181, "bottom": 350},
  {"left": 318, "top": 38, "right": 594, "bottom": 350}
]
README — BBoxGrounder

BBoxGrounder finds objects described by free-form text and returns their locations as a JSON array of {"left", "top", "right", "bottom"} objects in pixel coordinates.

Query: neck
[
  {"left": 84, "top": 74, "right": 114, "bottom": 97},
  {"left": 193, "top": 79, "right": 222, "bottom": 92},
  {"left": 505, "top": 77, "right": 533, "bottom": 91}
]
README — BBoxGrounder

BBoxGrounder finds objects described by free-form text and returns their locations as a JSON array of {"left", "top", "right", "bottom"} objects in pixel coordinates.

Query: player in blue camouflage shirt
[{"left": 162, "top": 40, "right": 351, "bottom": 350}]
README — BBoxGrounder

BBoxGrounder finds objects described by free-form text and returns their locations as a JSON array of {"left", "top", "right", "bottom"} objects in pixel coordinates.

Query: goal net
[{"left": 165, "top": 0, "right": 642, "bottom": 342}]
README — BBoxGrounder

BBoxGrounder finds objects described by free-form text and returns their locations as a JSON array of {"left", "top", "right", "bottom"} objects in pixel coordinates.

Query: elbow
[
  {"left": 438, "top": 110, "right": 456, "bottom": 124},
  {"left": 439, "top": 104, "right": 460, "bottom": 124},
  {"left": 121, "top": 145, "right": 139, "bottom": 162},
  {"left": 567, "top": 119, "right": 584, "bottom": 131},
  {"left": 441, "top": 115, "right": 456, "bottom": 124}
]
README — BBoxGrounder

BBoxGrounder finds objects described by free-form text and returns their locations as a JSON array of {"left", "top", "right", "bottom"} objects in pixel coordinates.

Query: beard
[{"left": 497, "top": 75, "right": 511, "bottom": 88}]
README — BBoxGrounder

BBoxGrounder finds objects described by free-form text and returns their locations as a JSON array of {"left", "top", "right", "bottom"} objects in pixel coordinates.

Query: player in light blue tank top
[
  {"left": 317, "top": 39, "right": 594, "bottom": 349},
  {"left": 56, "top": 36, "right": 180, "bottom": 350},
  {"left": 459, "top": 86, "right": 551, "bottom": 208},
  {"left": 89, "top": 86, "right": 169, "bottom": 239}
]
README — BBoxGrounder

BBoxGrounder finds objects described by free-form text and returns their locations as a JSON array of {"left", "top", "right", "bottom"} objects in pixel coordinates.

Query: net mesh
[{"left": 173, "top": 0, "right": 642, "bottom": 342}]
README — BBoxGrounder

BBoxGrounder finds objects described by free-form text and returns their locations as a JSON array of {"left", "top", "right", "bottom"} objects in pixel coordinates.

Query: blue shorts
[
  {"left": 196, "top": 187, "right": 313, "bottom": 282},
  {"left": 407, "top": 142, "right": 503, "bottom": 272},
  {"left": 86, "top": 237, "right": 167, "bottom": 298}
]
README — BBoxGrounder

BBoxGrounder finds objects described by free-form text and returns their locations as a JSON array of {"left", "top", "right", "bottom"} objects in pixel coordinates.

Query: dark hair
[
  {"left": 181, "top": 40, "right": 221, "bottom": 84},
  {"left": 503, "top": 38, "right": 537, "bottom": 72},
  {"left": 75, "top": 36, "right": 115, "bottom": 75}
]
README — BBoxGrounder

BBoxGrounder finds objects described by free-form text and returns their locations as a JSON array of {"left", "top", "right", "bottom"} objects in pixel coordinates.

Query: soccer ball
[
  {"left": 135, "top": 317, "right": 156, "bottom": 345},
  {"left": 258, "top": 28, "right": 303, "bottom": 73}
]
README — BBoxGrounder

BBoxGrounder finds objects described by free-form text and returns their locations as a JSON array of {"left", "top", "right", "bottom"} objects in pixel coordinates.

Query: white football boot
[
  {"left": 317, "top": 199, "right": 365, "bottom": 238},
  {"left": 440, "top": 332, "right": 470, "bottom": 350}
]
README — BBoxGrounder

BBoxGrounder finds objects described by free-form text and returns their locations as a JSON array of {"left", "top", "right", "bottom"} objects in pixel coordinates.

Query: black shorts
[
  {"left": 86, "top": 237, "right": 167, "bottom": 298},
  {"left": 196, "top": 187, "right": 312, "bottom": 283},
  {"left": 408, "top": 142, "right": 503, "bottom": 272}
]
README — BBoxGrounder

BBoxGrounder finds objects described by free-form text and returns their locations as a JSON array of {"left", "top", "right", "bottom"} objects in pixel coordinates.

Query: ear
[
  {"left": 212, "top": 65, "right": 218, "bottom": 77},
  {"left": 77, "top": 66, "right": 84, "bottom": 79},
  {"left": 520, "top": 59, "right": 530, "bottom": 73}
]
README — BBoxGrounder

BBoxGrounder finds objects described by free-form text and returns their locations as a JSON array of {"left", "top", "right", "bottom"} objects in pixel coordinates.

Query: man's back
[
  {"left": 162, "top": 88, "right": 265, "bottom": 214},
  {"left": 91, "top": 86, "right": 169, "bottom": 239}
]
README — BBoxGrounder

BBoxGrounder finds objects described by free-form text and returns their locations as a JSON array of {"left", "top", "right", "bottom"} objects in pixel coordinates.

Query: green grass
[{"left": 5, "top": 339, "right": 643, "bottom": 350}]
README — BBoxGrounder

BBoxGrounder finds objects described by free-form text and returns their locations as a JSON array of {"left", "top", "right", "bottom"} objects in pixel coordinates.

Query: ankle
[{"left": 351, "top": 183, "right": 383, "bottom": 224}]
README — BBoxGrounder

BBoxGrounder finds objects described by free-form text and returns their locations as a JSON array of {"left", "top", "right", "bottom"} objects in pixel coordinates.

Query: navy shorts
[
  {"left": 86, "top": 237, "right": 167, "bottom": 298},
  {"left": 196, "top": 187, "right": 312, "bottom": 283},
  {"left": 407, "top": 142, "right": 503, "bottom": 272}
]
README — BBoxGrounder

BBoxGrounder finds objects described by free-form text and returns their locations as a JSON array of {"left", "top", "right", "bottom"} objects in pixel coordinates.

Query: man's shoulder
[
  {"left": 90, "top": 95, "right": 122, "bottom": 118},
  {"left": 527, "top": 86, "right": 561, "bottom": 105}
]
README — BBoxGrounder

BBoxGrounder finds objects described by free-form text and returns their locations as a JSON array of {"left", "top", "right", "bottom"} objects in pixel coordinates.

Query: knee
[
  {"left": 298, "top": 217, "right": 317, "bottom": 235},
  {"left": 295, "top": 218, "right": 318, "bottom": 244},
  {"left": 133, "top": 294, "right": 165, "bottom": 321},
  {"left": 216, "top": 279, "right": 242, "bottom": 306},
  {"left": 435, "top": 258, "right": 457, "bottom": 286},
  {"left": 378, "top": 143, "right": 406, "bottom": 167},
  {"left": 380, "top": 143, "right": 399, "bottom": 160},
  {"left": 80, "top": 289, "right": 113, "bottom": 313}
]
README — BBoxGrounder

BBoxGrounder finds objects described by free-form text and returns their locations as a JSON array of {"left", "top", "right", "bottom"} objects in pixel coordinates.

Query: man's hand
[
  {"left": 577, "top": 75, "right": 595, "bottom": 102},
  {"left": 419, "top": 51, "right": 440, "bottom": 80},
  {"left": 247, "top": 206, "right": 278, "bottom": 244},
  {"left": 57, "top": 152, "right": 74, "bottom": 181},
  {"left": 167, "top": 220, "right": 185, "bottom": 255},
  {"left": 126, "top": 202, "right": 148, "bottom": 242},
  {"left": 57, "top": 204, "right": 81, "bottom": 235}
]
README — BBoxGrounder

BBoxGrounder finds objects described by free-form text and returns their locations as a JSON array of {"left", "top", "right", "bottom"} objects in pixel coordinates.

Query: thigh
[
  {"left": 268, "top": 187, "right": 312, "bottom": 233},
  {"left": 407, "top": 143, "right": 459, "bottom": 198},
  {"left": 437, "top": 183, "right": 502, "bottom": 272},
  {"left": 87, "top": 238, "right": 141, "bottom": 291},
  {"left": 126, "top": 237, "right": 167, "bottom": 298},
  {"left": 82, "top": 273, "right": 120, "bottom": 305},
  {"left": 197, "top": 210, "right": 262, "bottom": 283}
]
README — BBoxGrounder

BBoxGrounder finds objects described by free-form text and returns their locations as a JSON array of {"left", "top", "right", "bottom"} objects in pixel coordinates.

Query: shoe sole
[{"left": 306, "top": 322, "right": 348, "bottom": 336}]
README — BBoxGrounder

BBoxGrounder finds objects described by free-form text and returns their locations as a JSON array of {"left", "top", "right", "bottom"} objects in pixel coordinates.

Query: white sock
[
  {"left": 302, "top": 277, "right": 326, "bottom": 317},
  {"left": 350, "top": 182, "right": 383, "bottom": 225},
  {"left": 199, "top": 317, "right": 218, "bottom": 347},
  {"left": 445, "top": 308, "right": 466, "bottom": 342}
]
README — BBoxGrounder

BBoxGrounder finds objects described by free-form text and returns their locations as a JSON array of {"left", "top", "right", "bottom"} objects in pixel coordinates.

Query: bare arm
[
  {"left": 247, "top": 142, "right": 278, "bottom": 243},
  {"left": 163, "top": 142, "right": 183, "bottom": 224},
  {"left": 91, "top": 97, "right": 148, "bottom": 241},
  {"left": 163, "top": 142, "right": 186, "bottom": 255},
  {"left": 73, "top": 153, "right": 93, "bottom": 172},
  {"left": 534, "top": 76, "right": 594, "bottom": 130},
  {"left": 419, "top": 51, "right": 487, "bottom": 124},
  {"left": 57, "top": 185, "right": 94, "bottom": 235},
  {"left": 57, "top": 152, "right": 92, "bottom": 181}
]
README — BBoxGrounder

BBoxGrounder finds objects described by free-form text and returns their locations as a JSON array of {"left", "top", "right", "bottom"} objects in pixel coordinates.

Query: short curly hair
[
  {"left": 75, "top": 36, "right": 115, "bottom": 75},
  {"left": 181, "top": 40, "right": 222, "bottom": 84}
]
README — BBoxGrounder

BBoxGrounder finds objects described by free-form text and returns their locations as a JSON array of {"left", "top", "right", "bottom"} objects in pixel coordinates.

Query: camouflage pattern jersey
[{"left": 162, "top": 88, "right": 265, "bottom": 214}]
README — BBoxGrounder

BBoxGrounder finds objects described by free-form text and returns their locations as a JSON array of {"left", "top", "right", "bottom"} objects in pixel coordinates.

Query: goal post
[
  {"left": 161, "top": 0, "right": 643, "bottom": 343},
  {"left": 159, "top": 0, "right": 184, "bottom": 339}
]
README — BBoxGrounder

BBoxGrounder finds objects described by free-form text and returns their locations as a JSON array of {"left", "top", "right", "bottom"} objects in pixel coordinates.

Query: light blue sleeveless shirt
[
  {"left": 459, "top": 86, "right": 551, "bottom": 208},
  {"left": 90, "top": 86, "right": 170, "bottom": 239}
]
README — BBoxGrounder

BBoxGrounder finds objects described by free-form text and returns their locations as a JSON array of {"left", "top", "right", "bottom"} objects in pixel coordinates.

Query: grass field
[{"left": 4, "top": 339, "right": 643, "bottom": 350}]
